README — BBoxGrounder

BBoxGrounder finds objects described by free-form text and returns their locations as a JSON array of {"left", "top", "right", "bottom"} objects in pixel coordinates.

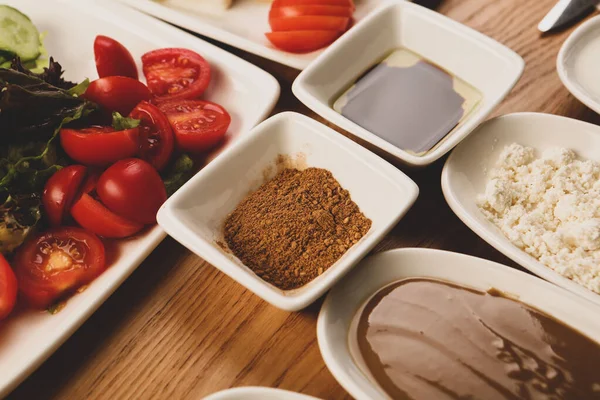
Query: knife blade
[{"left": 538, "top": 0, "right": 599, "bottom": 32}]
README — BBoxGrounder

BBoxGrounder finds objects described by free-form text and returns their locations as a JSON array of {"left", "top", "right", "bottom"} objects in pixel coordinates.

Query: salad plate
[
  {"left": 441, "top": 112, "right": 600, "bottom": 306},
  {"left": 113, "top": 0, "right": 387, "bottom": 70},
  {"left": 0, "top": 0, "right": 279, "bottom": 397},
  {"left": 318, "top": 248, "right": 600, "bottom": 400},
  {"left": 557, "top": 14, "right": 600, "bottom": 115}
]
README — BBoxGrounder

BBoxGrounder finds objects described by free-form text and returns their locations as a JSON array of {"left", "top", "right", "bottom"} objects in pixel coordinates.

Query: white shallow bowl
[
  {"left": 157, "top": 112, "right": 419, "bottom": 311},
  {"left": 115, "top": 0, "right": 385, "bottom": 70},
  {"left": 557, "top": 14, "right": 600, "bottom": 114},
  {"left": 442, "top": 112, "right": 600, "bottom": 306},
  {"left": 0, "top": 0, "right": 279, "bottom": 397},
  {"left": 293, "top": 1, "right": 524, "bottom": 166},
  {"left": 203, "top": 387, "right": 321, "bottom": 400},
  {"left": 318, "top": 248, "right": 600, "bottom": 400}
]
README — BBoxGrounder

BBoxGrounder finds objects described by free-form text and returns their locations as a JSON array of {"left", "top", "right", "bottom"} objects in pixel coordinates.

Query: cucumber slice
[{"left": 0, "top": 6, "right": 40, "bottom": 62}]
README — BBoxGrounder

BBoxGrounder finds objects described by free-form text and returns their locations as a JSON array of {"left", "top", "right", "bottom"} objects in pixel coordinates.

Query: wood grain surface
[{"left": 8, "top": 1, "right": 600, "bottom": 399}]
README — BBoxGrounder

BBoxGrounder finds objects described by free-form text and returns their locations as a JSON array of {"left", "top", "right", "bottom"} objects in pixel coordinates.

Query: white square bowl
[
  {"left": 292, "top": 1, "right": 524, "bottom": 167},
  {"left": 157, "top": 112, "right": 419, "bottom": 311}
]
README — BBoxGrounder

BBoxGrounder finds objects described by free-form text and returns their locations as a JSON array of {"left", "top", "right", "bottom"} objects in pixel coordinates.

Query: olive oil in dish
[
  {"left": 334, "top": 48, "right": 482, "bottom": 155},
  {"left": 350, "top": 278, "right": 600, "bottom": 399}
]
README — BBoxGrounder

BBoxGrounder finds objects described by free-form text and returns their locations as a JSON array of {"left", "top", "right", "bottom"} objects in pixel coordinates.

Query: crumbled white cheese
[{"left": 477, "top": 143, "right": 600, "bottom": 294}]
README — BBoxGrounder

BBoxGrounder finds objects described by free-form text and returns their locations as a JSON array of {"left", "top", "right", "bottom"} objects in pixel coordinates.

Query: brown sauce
[
  {"left": 355, "top": 278, "right": 600, "bottom": 399},
  {"left": 334, "top": 48, "right": 481, "bottom": 155}
]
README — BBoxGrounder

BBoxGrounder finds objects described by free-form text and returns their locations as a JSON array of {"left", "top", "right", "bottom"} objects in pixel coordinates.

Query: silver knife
[{"left": 538, "top": 0, "right": 599, "bottom": 32}]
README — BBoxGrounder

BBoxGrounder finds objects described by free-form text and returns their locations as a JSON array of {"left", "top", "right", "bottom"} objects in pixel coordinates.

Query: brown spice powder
[{"left": 223, "top": 167, "right": 372, "bottom": 290}]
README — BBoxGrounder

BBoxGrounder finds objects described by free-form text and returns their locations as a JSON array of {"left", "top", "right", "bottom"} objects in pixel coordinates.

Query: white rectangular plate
[
  {"left": 114, "top": 0, "right": 386, "bottom": 70},
  {"left": 0, "top": 0, "right": 279, "bottom": 397}
]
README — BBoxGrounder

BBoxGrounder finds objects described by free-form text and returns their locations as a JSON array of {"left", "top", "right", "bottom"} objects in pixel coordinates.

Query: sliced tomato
[
  {"left": 97, "top": 159, "right": 167, "bottom": 225},
  {"left": 266, "top": 30, "right": 341, "bottom": 53},
  {"left": 94, "top": 35, "right": 138, "bottom": 79},
  {"left": 71, "top": 193, "right": 144, "bottom": 238},
  {"left": 269, "top": 5, "right": 353, "bottom": 19},
  {"left": 158, "top": 100, "right": 231, "bottom": 153},
  {"left": 80, "top": 171, "right": 100, "bottom": 195},
  {"left": 272, "top": 0, "right": 354, "bottom": 8},
  {"left": 142, "top": 48, "right": 211, "bottom": 102},
  {"left": 129, "top": 101, "right": 174, "bottom": 170},
  {"left": 269, "top": 16, "right": 349, "bottom": 32},
  {"left": 0, "top": 255, "right": 17, "bottom": 320},
  {"left": 43, "top": 165, "right": 87, "bottom": 227},
  {"left": 60, "top": 126, "right": 140, "bottom": 167},
  {"left": 13, "top": 227, "right": 105, "bottom": 309},
  {"left": 84, "top": 77, "right": 151, "bottom": 115}
]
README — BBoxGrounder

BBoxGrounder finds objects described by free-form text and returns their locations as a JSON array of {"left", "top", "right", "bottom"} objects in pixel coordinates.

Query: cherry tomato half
[
  {"left": 159, "top": 100, "right": 231, "bottom": 153},
  {"left": 129, "top": 101, "right": 174, "bottom": 171},
  {"left": 94, "top": 35, "right": 138, "bottom": 79},
  {"left": 71, "top": 193, "right": 144, "bottom": 238},
  {"left": 142, "top": 48, "right": 211, "bottom": 102},
  {"left": 97, "top": 158, "right": 167, "bottom": 225},
  {"left": 43, "top": 165, "right": 87, "bottom": 227},
  {"left": 269, "top": 16, "right": 350, "bottom": 32},
  {"left": 84, "top": 77, "right": 151, "bottom": 115},
  {"left": 266, "top": 30, "right": 341, "bottom": 53},
  {"left": 0, "top": 254, "right": 17, "bottom": 320},
  {"left": 271, "top": 0, "right": 355, "bottom": 8},
  {"left": 60, "top": 126, "right": 140, "bottom": 167},
  {"left": 269, "top": 5, "right": 354, "bottom": 19},
  {"left": 14, "top": 227, "right": 106, "bottom": 309}
]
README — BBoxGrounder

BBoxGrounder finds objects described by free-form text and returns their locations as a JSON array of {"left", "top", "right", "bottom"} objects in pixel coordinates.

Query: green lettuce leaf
[{"left": 162, "top": 154, "right": 195, "bottom": 196}]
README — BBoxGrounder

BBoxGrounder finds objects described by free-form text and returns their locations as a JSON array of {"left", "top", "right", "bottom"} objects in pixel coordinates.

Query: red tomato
[
  {"left": 266, "top": 31, "right": 341, "bottom": 53},
  {"left": 142, "top": 48, "right": 211, "bottom": 102},
  {"left": 271, "top": 0, "right": 354, "bottom": 8},
  {"left": 0, "top": 255, "right": 17, "bottom": 320},
  {"left": 129, "top": 101, "right": 174, "bottom": 171},
  {"left": 94, "top": 35, "right": 138, "bottom": 79},
  {"left": 97, "top": 158, "right": 167, "bottom": 225},
  {"left": 71, "top": 193, "right": 144, "bottom": 238},
  {"left": 269, "top": 5, "right": 353, "bottom": 19},
  {"left": 158, "top": 100, "right": 231, "bottom": 153},
  {"left": 13, "top": 227, "right": 105, "bottom": 309},
  {"left": 84, "top": 77, "right": 151, "bottom": 115},
  {"left": 43, "top": 165, "right": 87, "bottom": 226},
  {"left": 60, "top": 126, "right": 140, "bottom": 167},
  {"left": 269, "top": 16, "right": 349, "bottom": 32}
]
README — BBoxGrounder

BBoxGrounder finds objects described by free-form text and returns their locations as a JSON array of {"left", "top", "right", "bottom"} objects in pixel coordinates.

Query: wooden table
[{"left": 9, "top": 0, "right": 600, "bottom": 399}]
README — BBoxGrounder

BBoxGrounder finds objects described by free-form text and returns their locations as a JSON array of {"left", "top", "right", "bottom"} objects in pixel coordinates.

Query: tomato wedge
[
  {"left": 97, "top": 159, "right": 167, "bottom": 225},
  {"left": 0, "top": 255, "right": 17, "bottom": 320},
  {"left": 271, "top": 0, "right": 354, "bottom": 8},
  {"left": 129, "top": 101, "right": 174, "bottom": 170},
  {"left": 159, "top": 100, "right": 231, "bottom": 153},
  {"left": 60, "top": 126, "right": 140, "bottom": 167},
  {"left": 14, "top": 227, "right": 106, "bottom": 309},
  {"left": 269, "top": 5, "right": 354, "bottom": 19},
  {"left": 84, "top": 77, "right": 151, "bottom": 115},
  {"left": 94, "top": 35, "right": 138, "bottom": 79},
  {"left": 266, "top": 31, "right": 341, "bottom": 53},
  {"left": 142, "top": 48, "right": 211, "bottom": 102},
  {"left": 269, "top": 16, "right": 349, "bottom": 32},
  {"left": 43, "top": 165, "right": 87, "bottom": 227},
  {"left": 71, "top": 193, "right": 144, "bottom": 238}
]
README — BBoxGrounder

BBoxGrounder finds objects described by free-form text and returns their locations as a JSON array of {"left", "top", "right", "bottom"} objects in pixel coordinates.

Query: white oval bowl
[
  {"left": 318, "top": 248, "right": 600, "bottom": 400},
  {"left": 203, "top": 387, "right": 321, "bottom": 400},
  {"left": 557, "top": 14, "right": 600, "bottom": 114},
  {"left": 442, "top": 112, "right": 600, "bottom": 306}
]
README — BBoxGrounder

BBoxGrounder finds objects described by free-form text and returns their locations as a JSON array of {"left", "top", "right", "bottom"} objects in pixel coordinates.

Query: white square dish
[
  {"left": 157, "top": 112, "right": 419, "bottom": 311},
  {"left": 318, "top": 248, "right": 600, "bottom": 400},
  {"left": 441, "top": 112, "right": 600, "bottom": 307},
  {"left": 0, "top": 0, "right": 279, "bottom": 397},
  {"left": 292, "top": 1, "right": 524, "bottom": 166},
  {"left": 114, "top": 0, "right": 386, "bottom": 70}
]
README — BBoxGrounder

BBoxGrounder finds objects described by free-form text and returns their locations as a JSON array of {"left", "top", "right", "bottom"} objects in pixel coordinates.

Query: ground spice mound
[{"left": 224, "top": 167, "right": 372, "bottom": 290}]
